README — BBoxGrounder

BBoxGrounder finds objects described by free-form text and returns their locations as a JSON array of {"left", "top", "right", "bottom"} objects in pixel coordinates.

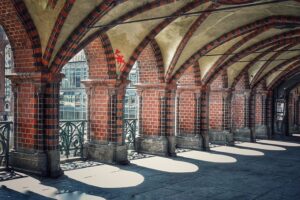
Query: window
[
  {"left": 124, "top": 62, "right": 139, "bottom": 119},
  {"left": 60, "top": 50, "right": 88, "bottom": 120}
]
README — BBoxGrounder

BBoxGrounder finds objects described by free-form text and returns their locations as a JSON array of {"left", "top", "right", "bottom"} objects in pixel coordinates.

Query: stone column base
[
  {"left": 209, "top": 130, "right": 234, "bottom": 145},
  {"left": 255, "top": 125, "right": 268, "bottom": 139},
  {"left": 176, "top": 134, "right": 203, "bottom": 150},
  {"left": 9, "top": 150, "right": 62, "bottom": 177},
  {"left": 234, "top": 127, "right": 252, "bottom": 142},
  {"left": 137, "top": 135, "right": 168, "bottom": 156},
  {"left": 86, "top": 143, "right": 128, "bottom": 165},
  {"left": 167, "top": 136, "right": 176, "bottom": 156}
]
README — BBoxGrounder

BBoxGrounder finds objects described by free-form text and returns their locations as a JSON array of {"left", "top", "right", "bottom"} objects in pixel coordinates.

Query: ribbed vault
[{"left": 18, "top": 0, "right": 300, "bottom": 87}]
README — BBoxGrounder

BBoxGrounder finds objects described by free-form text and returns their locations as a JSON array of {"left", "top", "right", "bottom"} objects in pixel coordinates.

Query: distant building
[
  {"left": 124, "top": 62, "right": 139, "bottom": 119},
  {"left": 60, "top": 50, "right": 88, "bottom": 120},
  {"left": 0, "top": 26, "right": 13, "bottom": 121}
]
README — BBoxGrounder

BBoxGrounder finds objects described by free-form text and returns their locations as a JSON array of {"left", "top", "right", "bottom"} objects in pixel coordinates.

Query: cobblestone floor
[{"left": 1, "top": 136, "right": 300, "bottom": 200}]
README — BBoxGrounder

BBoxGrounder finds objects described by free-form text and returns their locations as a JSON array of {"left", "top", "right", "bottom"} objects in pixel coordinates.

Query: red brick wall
[
  {"left": 89, "top": 87, "right": 110, "bottom": 142},
  {"left": 15, "top": 83, "right": 37, "bottom": 151},
  {"left": 232, "top": 94, "right": 245, "bottom": 129},
  {"left": 178, "top": 91, "right": 195, "bottom": 135},
  {"left": 209, "top": 92, "right": 223, "bottom": 130},
  {"left": 255, "top": 95, "right": 262, "bottom": 125},
  {"left": 177, "top": 66, "right": 195, "bottom": 85},
  {"left": 141, "top": 89, "right": 161, "bottom": 136},
  {"left": 209, "top": 73, "right": 225, "bottom": 131},
  {"left": 138, "top": 44, "right": 160, "bottom": 84},
  {"left": 84, "top": 37, "right": 109, "bottom": 79},
  {"left": 0, "top": 0, "right": 36, "bottom": 72}
]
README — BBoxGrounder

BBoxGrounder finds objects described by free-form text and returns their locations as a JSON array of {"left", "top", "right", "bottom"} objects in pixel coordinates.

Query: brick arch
[
  {"left": 251, "top": 42, "right": 300, "bottom": 86},
  {"left": 150, "top": 40, "right": 165, "bottom": 83},
  {"left": 137, "top": 43, "right": 163, "bottom": 84},
  {"left": 0, "top": 0, "right": 42, "bottom": 71},
  {"left": 205, "top": 29, "right": 300, "bottom": 85},
  {"left": 176, "top": 63, "right": 202, "bottom": 86},
  {"left": 118, "top": 0, "right": 206, "bottom": 82},
  {"left": 169, "top": 16, "right": 300, "bottom": 84},
  {"left": 233, "top": 71, "right": 250, "bottom": 90},
  {"left": 218, "top": 0, "right": 257, "bottom": 4},
  {"left": 84, "top": 33, "right": 117, "bottom": 79},
  {"left": 51, "top": 0, "right": 182, "bottom": 74},
  {"left": 168, "top": 61, "right": 203, "bottom": 86},
  {"left": 165, "top": 3, "right": 219, "bottom": 81},
  {"left": 254, "top": 56, "right": 300, "bottom": 90},
  {"left": 231, "top": 42, "right": 290, "bottom": 89},
  {"left": 43, "top": 0, "right": 76, "bottom": 66},
  {"left": 50, "top": 0, "right": 119, "bottom": 74},
  {"left": 268, "top": 63, "right": 300, "bottom": 90}
]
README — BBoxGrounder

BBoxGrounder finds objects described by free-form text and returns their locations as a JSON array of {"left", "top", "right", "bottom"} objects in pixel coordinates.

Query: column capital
[
  {"left": 176, "top": 84, "right": 202, "bottom": 93},
  {"left": 6, "top": 72, "right": 64, "bottom": 85}
]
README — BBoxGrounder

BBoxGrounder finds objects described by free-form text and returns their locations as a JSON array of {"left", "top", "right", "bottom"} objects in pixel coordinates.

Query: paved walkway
[{"left": 1, "top": 136, "right": 300, "bottom": 200}]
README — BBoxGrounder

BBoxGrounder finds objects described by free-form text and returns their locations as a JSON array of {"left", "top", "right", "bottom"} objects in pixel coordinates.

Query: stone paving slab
[{"left": 1, "top": 137, "right": 300, "bottom": 200}]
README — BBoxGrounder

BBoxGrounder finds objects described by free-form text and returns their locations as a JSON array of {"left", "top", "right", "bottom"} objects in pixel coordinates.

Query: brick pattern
[
  {"left": 231, "top": 43, "right": 280, "bottom": 89},
  {"left": 232, "top": 94, "right": 245, "bottom": 129},
  {"left": 251, "top": 43, "right": 297, "bottom": 86},
  {"left": 140, "top": 89, "right": 162, "bottom": 136},
  {"left": 84, "top": 81, "right": 126, "bottom": 145},
  {"left": 138, "top": 44, "right": 161, "bottom": 84},
  {"left": 267, "top": 59, "right": 300, "bottom": 90},
  {"left": 84, "top": 36, "right": 116, "bottom": 79},
  {"left": 166, "top": 2, "right": 218, "bottom": 81},
  {"left": 0, "top": 0, "right": 39, "bottom": 72},
  {"left": 206, "top": 29, "right": 300, "bottom": 85},
  {"left": 43, "top": 0, "right": 75, "bottom": 65},
  {"left": 50, "top": 0, "right": 117, "bottom": 73},
  {"left": 169, "top": 16, "right": 300, "bottom": 84},
  {"left": 177, "top": 91, "right": 196, "bottom": 135}
]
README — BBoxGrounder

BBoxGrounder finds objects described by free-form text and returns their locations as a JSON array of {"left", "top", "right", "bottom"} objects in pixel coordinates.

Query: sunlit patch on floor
[
  {"left": 235, "top": 142, "right": 286, "bottom": 151},
  {"left": 211, "top": 146, "right": 264, "bottom": 156},
  {"left": 292, "top": 134, "right": 300, "bottom": 137},
  {"left": 178, "top": 150, "right": 237, "bottom": 163},
  {"left": 66, "top": 165, "right": 144, "bottom": 188},
  {"left": 257, "top": 140, "right": 300, "bottom": 147},
  {"left": 131, "top": 156, "right": 199, "bottom": 173}
]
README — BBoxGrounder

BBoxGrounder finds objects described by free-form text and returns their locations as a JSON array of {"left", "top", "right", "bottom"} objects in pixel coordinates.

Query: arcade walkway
[{"left": 1, "top": 136, "right": 300, "bottom": 200}]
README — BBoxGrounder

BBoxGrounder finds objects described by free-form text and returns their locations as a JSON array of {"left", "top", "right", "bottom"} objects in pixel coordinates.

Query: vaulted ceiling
[{"left": 17, "top": 0, "right": 300, "bottom": 88}]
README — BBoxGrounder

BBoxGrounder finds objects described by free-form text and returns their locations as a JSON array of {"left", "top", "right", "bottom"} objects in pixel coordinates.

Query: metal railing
[
  {"left": 0, "top": 121, "right": 12, "bottom": 170},
  {"left": 59, "top": 120, "right": 88, "bottom": 159},
  {"left": 123, "top": 119, "right": 137, "bottom": 150}
]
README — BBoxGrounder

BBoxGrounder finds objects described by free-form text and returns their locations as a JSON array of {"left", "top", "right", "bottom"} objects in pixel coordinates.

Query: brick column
[
  {"left": 175, "top": 85, "right": 203, "bottom": 150},
  {"left": 82, "top": 79, "right": 128, "bottom": 164},
  {"left": 135, "top": 83, "right": 175, "bottom": 156},
  {"left": 200, "top": 85, "right": 210, "bottom": 150},
  {"left": 266, "top": 91, "right": 274, "bottom": 138},
  {"left": 7, "top": 72, "right": 63, "bottom": 177},
  {"left": 233, "top": 90, "right": 252, "bottom": 142},
  {"left": 255, "top": 92, "right": 268, "bottom": 139},
  {"left": 222, "top": 90, "right": 234, "bottom": 144}
]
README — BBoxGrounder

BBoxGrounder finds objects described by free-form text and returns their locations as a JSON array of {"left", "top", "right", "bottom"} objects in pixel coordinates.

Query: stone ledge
[
  {"left": 86, "top": 143, "right": 128, "bottom": 165},
  {"left": 9, "top": 150, "right": 62, "bottom": 178},
  {"left": 209, "top": 130, "right": 234, "bottom": 145},
  {"left": 234, "top": 127, "right": 252, "bottom": 142},
  {"left": 255, "top": 125, "right": 269, "bottom": 139},
  {"left": 176, "top": 134, "right": 203, "bottom": 150},
  {"left": 136, "top": 135, "right": 169, "bottom": 156}
]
